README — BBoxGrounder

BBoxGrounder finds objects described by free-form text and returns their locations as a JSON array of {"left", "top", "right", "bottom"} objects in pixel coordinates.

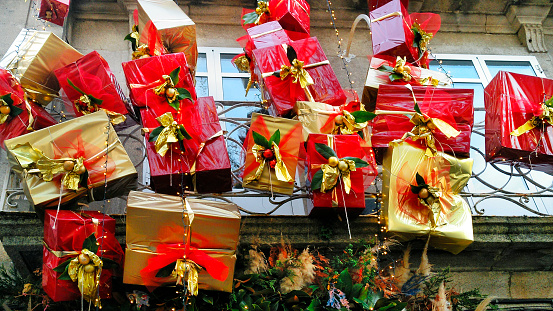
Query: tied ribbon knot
[
  {"left": 148, "top": 112, "right": 191, "bottom": 157},
  {"left": 280, "top": 59, "right": 314, "bottom": 99},
  {"left": 409, "top": 173, "right": 444, "bottom": 229},
  {"left": 173, "top": 259, "right": 202, "bottom": 296},
  {"left": 320, "top": 159, "right": 356, "bottom": 195},
  {"left": 68, "top": 79, "right": 126, "bottom": 125},
  {"left": 393, "top": 56, "right": 413, "bottom": 82},
  {"left": 67, "top": 249, "right": 103, "bottom": 307},
  {"left": 511, "top": 100, "right": 553, "bottom": 136},
  {"left": 254, "top": 1, "right": 270, "bottom": 24},
  {"left": 132, "top": 44, "right": 151, "bottom": 60},
  {"left": 244, "top": 141, "right": 294, "bottom": 185},
  {"left": 331, "top": 110, "right": 368, "bottom": 135},
  {"left": 154, "top": 75, "right": 179, "bottom": 103},
  {"left": 412, "top": 22, "right": 433, "bottom": 54}
]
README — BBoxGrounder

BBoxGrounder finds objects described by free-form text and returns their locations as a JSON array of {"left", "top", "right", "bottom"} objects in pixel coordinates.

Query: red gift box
[
  {"left": 371, "top": 84, "right": 474, "bottom": 162},
  {"left": 42, "top": 210, "right": 124, "bottom": 302},
  {"left": 55, "top": 51, "right": 133, "bottom": 124},
  {"left": 39, "top": 0, "right": 70, "bottom": 26},
  {"left": 241, "top": 0, "right": 310, "bottom": 35},
  {"left": 122, "top": 52, "right": 196, "bottom": 108},
  {"left": 306, "top": 134, "right": 378, "bottom": 216},
  {"left": 253, "top": 37, "right": 346, "bottom": 117},
  {"left": 485, "top": 71, "right": 553, "bottom": 173},
  {"left": 0, "top": 69, "right": 56, "bottom": 148}
]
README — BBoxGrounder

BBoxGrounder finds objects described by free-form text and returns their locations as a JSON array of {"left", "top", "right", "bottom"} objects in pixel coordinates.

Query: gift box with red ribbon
[
  {"left": 0, "top": 69, "right": 56, "bottom": 148},
  {"left": 43, "top": 210, "right": 124, "bottom": 303},
  {"left": 241, "top": 0, "right": 310, "bottom": 35},
  {"left": 382, "top": 141, "right": 474, "bottom": 254},
  {"left": 306, "top": 134, "right": 378, "bottom": 216},
  {"left": 485, "top": 71, "right": 553, "bottom": 174},
  {"left": 55, "top": 51, "right": 134, "bottom": 127},
  {"left": 371, "top": 84, "right": 474, "bottom": 162},
  {"left": 124, "top": 191, "right": 241, "bottom": 292},
  {"left": 39, "top": 0, "right": 70, "bottom": 26},
  {"left": 252, "top": 37, "right": 346, "bottom": 117}
]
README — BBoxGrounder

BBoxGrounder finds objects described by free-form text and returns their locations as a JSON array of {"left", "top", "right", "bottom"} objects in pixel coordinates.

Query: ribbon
[
  {"left": 10, "top": 142, "right": 87, "bottom": 191},
  {"left": 233, "top": 54, "right": 251, "bottom": 73},
  {"left": 68, "top": 79, "right": 127, "bottom": 125},
  {"left": 153, "top": 75, "right": 178, "bottom": 102},
  {"left": 243, "top": 141, "right": 294, "bottom": 185},
  {"left": 173, "top": 259, "right": 201, "bottom": 295},
  {"left": 318, "top": 136, "right": 356, "bottom": 207},
  {"left": 67, "top": 248, "right": 103, "bottom": 307},
  {"left": 370, "top": 11, "right": 402, "bottom": 23},
  {"left": 510, "top": 101, "right": 553, "bottom": 136},
  {"left": 375, "top": 56, "right": 441, "bottom": 86},
  {"left": 190, "top": 130, "right": 224, "bottom": 175},
  {"left": 132, "top": 45, "right": 151, "bottom": 60},
  {"left": 254, "top": 1, "right": 270, "bottom": 24},
  {"left": 146, "top": 112, "right": 189, "bottom": 157},
  {"left": 394, "top": 56, "right": 414, "bottom": 82},
  {"left": 412, "top": 22, "right": 433, "bottom": 54}
]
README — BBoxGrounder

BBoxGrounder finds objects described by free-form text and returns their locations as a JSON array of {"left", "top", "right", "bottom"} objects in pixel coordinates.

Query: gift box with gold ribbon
[
  {"left": 124, "top": 191, "right": 241, "bottom": 292},
  {"left": 136, "top": 0, "right": 197, "bottom": 74},
  {"left": 361, "top": 55, "right": 451, "bottom": 110},
  {"left": 382, "top": 141, "right": 474, "bottom": 254},
  {"left": 485, "top": 71, "right": 553, "bottom": 174},
  {"left": 306, "top": 134, "right": 378, "bottom": 216},
  {"left": 43, "top": 210, "right": 124, "bottom": 304},
  {"left": 241, "top": 0, "right": 310, "bottom": 35},
  {"left": 0, "top": 29, "right": 82, "bottom": 106},
  {"left": 371, "top": 84, "right": 474, "bottom": 163},
  {"left": 0, "top": 68, "right": 57, "bottom": 147},
  {"left": 252, "top": 37, "right": 346, "bottom": 117},
  {"left": 242, "top": 113, "right": 302, "bottom": 195},
  {"left": 4, "top": 111, "right": 137, "bottom": 212},
  {"left": 39, "top": 0, "right": 70, "bottom": 26}
]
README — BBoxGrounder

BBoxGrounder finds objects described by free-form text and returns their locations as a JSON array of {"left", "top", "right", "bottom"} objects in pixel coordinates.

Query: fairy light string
[{"left": 325, "top": 0, "right": 354, "bottom": 90}]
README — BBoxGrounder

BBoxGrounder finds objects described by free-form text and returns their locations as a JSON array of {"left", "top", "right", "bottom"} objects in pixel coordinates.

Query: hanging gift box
[
  {"left": 252, "top": 37, "right": 346, "bottom": 117},
  {"left": 485, "top": 71, "right": 553, "bottom": 174},
  {"left": 43, "top": 210, "right": 124, "bottom": 304},
  {"left": 55, "top": 51, "right": 134, "bottom": 127},
  {"left": 306, "top": 134, "right": 378, "bottom": 216},
  {"left": 0, "top": 69, "right": 57, "bottom": 147},
  {"left": 4, "top": 111, "right": 137, "bottom": 212},
  {"left": 242, "top": 0, "right": 310, "bottom": 35},
  {"left": 39, "top": 0, "right": 70, "bottom": 26},
  {"left": 361, "top": 55, "right": 451, "bottom": 110},
  {"left": 0, "top": 29, "right": 82, "bottom": 106},
  {"left": 124, "top": 191, "right": 241, "bottom": 292},
  {"left": 242, "top": 113, "right": 302, "bottom": 195},
  {"left": 371, "top": 84, "right": 474, "bottom": 162},
  {"left": 136, "top": 0, "right": 198, "bottom": 73},
  {"left": 368, "top": 0, "right": 409, "bottom": 11},
  {"left": 122, "top": 52, "right": 196, "bottom": 109},
  {"left": 382, "top": 141, "right": 474, "bottom": 254}
]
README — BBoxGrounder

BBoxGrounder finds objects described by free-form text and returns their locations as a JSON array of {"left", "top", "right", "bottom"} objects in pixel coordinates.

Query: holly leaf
[
  {"left": 314, "top": 143, "right": 337, "bottom": 159},
  {"left": 389, "top": 73, "right": 404, "bottom": 82},
  {"left": 57, "top": 265, "right": 72, "bottom": 281},
  {"left": 176, "top": 87, "right": 193, "bottom": 103},
  {"left": 414, "top": 103, "right": 422, "bottom": 114},
  {"left": 376, "top": 65, "right": 394, "bottom": 73},
  {"left": 82, "top": 234, "right": 99, "bottom": 254},
  {"left": 102, "top": 257, "right": 119, "bottom": 270},
  {"left": 168, "top": 100, "right": 180, "bottom": 111},
  {"left": 242, "top": 12, "right": 258, "bottom": 25},
  {"left": 311, "top": 169, "right": 323, "bottom": 191},
  {"left": 5, "top": 94, "right": 24, "bottom": 118},
  {"left": 53, "top": 257, "right": 73, "bottom": 273},
  {"left": 124, "top": 33, "right": 138, "bottom": 51},
  {"left": 544, "top": 96, "right": 553, "bottom": 108},
  {"left": 155, "top": 261, "right": 176, "bottom": 278},
  {"left": 268, "top": 129, "right": 280, "bottom": 146},
  {"left": 148, "top": 126, "right": 164, "bottom": 142},
  {"left": 88, "top": 95, "right": 103, "bottom": 107},
  {"left": 201, "top": 294, "right": 214, "bottom": 305},
  {"left": 79, "top": 169, "right": 89, "bottom": 188},
  {"left": 252, "top": 131, "right": 270, "bottom": 149},
  {"left": 178, "top": 125, "right": 192, "bottom": 140},
  {"left": 415, "top": 172, "right": 426, "bottom": 186},
  {"left": 67, "top": 79, "right": 86, "bottom": 95},
  {"left": 169, "top": 67, "right": 181, "bottom": 86},
  {"left": 350, "top": 110, "right": 377, "bottom": 123},
  {"left": 342, "top": 157, "right": 369, "bottom": 168}
]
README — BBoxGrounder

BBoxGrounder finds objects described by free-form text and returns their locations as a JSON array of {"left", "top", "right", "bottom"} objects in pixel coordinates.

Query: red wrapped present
[
  {"left": 43, "top": 210, "right": 124, "bottom": 304},
  {"left": 485, "top": 71, "right": 553, "bottom": 174},
  {"left": 371, "top": 84, "right": 474, "bottom": 162},
  {"left": 241, "top": 0, "right": 310, "bottom": 35},
  {"left": 39, "top": 0, "right": 70, "bottom": 26},
  {"left": 0, "top": 69, "right": 57, "bottom": 148},
  {"left": 306, "top": 134, "right": 378, "bottom": 216},
  {"left": 55, "top": 51, "right": 133, "bottom": 126},
  {"left": 252, "top": 37, "right": 347, "bottom": 117}
]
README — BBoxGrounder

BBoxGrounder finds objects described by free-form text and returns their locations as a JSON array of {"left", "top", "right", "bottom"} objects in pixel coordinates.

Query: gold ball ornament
[
  {"left": 78, "top": 253, "right": 90, "bottom": 265},
  {"left": 165, "top": 87, "right": 177, "bottom": 98},
  {"left": 418, "top": 188, "right": 430, "bottom": 199},
  {"left": 42, "top": 95, "right": 52, "bottom": 102},
  {"left": 338, "top": 160, "right": 349, "bottom": 171},
  {"left": 0, "top": 106, "right": 10, "bottom": 115},
  {"left": 328, "top": 156, "right": 339, "bottom": 167},
  {"left": 75, "top": 166, "right": 86, "bottom": 175},
  {"left": 403, "top": 66, "right": 411, "bottom": 74},
  {"left": 334, "top": 115, "right": 344, "bottom": 125},
  {"left": 83, "top": 264, "right": 95, "bottom": 273},
  {"left": 63, "top": 160, "right": 75, "bottom": 171},
  {"left": 139, "top": 54, "right": 150, "bottom": 59}
]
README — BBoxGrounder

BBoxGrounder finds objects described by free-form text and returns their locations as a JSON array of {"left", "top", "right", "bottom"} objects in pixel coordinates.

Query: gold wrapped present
[
  {"left": 0, "top": 29, "right": 83, "bottom": 105},
  {"left": 137, "top": 0, "right": 197, "bottom": 73},
  {"left": 4, "top": 111, "right": 137, "bottom": 211},
  {"left": 124, "top": 191, "right": 241, "bottom": 292},
  {"left": 382, "top": 141, "right": 473, "bottom": 254}
]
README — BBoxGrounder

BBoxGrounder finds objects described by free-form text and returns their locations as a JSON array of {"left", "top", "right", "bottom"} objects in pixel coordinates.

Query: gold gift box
[
  {"left": 0, "top": 29, "right": 83, "bottom": 105},
  {"left": 137, "top": 0, "right": 198, "bottom": 73},
  {"left": 124, "top": 191, "right": 241, "bottom": 292},
  {"left": 4, "top": 111, "right": 137, "bottom": 210},
  {"left": 382, "top": 141, "right": 474, "bottom": 254}
]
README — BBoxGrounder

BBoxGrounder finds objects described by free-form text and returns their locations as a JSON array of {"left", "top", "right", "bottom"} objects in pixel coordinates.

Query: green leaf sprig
[
  {"left": 165, "top": 67, "right": 193, "bottom": 111},
  {"left": 0, "top": 94, "right": 24, "bottom": 118}
]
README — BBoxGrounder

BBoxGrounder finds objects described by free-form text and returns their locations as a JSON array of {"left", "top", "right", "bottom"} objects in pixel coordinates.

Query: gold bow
[
  {"left": 67, "top": 249, "right": 103, "bottom": 307},
  {"left": 320, "top": 159, "right": 355, "bottom": 194},
  {"left": 393, "top": 56, "right": 413, "bottom": 82},
  {"left": 10, "top": 143, "right": 87, "bottom": 191},
  {"left": 412, "top": 22, "right": 434, "bottom": 53},
  {"left": 234, "top": 55, "right": 250, "bottom": 73},
  {"left": 243, "top": 142, "right": 293, "bottom": 185},
  {"left": 132, "top": 45, "right": 151, "bottom": 60},
  {"left": 0, "top": 97, "right": 9, "bottom": 125},
  {"left": 420, "top": 76, "right": 440, "bottom": 87},
  {"left": 254, "top": 1, "right": 270, "bottom": 24},
  {"left": 150, "top": 112, "right": 184, "bottom": 157},
  {"left": 332, "top": 110, "right": 369, "bottom": 135},
  {"left": 511, "top": 101, "right": 553, "bottom": 136},
  {"left": 154, "top": 75, "right": 179, "bottom": 103},
  {"left": 416, "top": 185, "right": 442, "bottom": 228},
  {"left": 280, "top": 59, "right": 314, "bottom": 90},
  {"left": 402, "top": 113, "right": 460, "bottom": 157},
  {"left": 73, "top": 95, "right": 126, "bottom": 125},
  {"left": 172, "top": 259, "right": 202, "bottom": 296}
]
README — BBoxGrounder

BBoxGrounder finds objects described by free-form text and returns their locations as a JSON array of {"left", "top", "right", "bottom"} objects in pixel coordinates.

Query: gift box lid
[{"left": 137, "top": 0, "right": 195, "bottom": 31}]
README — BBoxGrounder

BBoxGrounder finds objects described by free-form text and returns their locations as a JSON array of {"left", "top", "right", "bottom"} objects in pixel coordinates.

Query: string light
[{"left": 325, "top": 0, "right": 354, "bottom": 89}]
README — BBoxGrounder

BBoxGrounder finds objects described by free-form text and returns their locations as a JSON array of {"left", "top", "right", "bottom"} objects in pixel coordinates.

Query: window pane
[
  {"left": 429, "top": 59, "right": 479, "bottom": 79},
  {"left": 220, "top": 53, "right": 247, "bottom": 74},
  {"left": 453, "top": 82, "right": 484, "bottom": 108},
  {"left": 485, "top": 60, "right": 536, "bottom": 79},
  {"left": 197, "top": 53, "right": 207, "bottom": 73},
  {"left": 222, "top": 77, "right": 261, "bottom": 101},
  {"left": 195, "top": 76, "right": 209, "bottom": 97}
]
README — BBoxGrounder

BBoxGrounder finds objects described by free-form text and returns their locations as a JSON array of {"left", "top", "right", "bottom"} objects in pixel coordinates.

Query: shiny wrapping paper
[
  {"left": 371, "top": 85, "right": 474, "bottom": 162},
  {"left": 39, "top": 0, "right": 70, "bottom": 26},
  {"left": 124, "top": 191, "right": 241, "bottom": 291},
  {"left": 252, "top": 37, "right": 346, "bottom": 117},
  {"left": 242, "top": 113, "right": 302, "bottom": 195},
  {"left": 306, "top": 134, "right": 378, "bottom": 216},
  {"left": 137, "top": 0, "right": 198, "bottom": 73},
  {"left": 43, "top": 210, "right": 124, "bottom": 302},
  {"left": 55, "top": 51, "right": 133, "bottom": 123},
  {"left": 484, "top": 71, "right": 553, "bottom": 174},
  {"left": 241, "top": 0, "right": 310, "bottom": 35},
  {"left": 122, "top": 52, "right": 195, "bottom": 108},
  {"left": 382, "top": 141, "right": 474, "bottom": 254},
  {"left": 0, "top": 68, "right": 56, "bottom": 148},
  {"left": 0, "top": 29, "right": 82, "bottom": 106},
  {"left": 4, "top": 111, "right": 137, "bottom": 210},
  {"left": 361, "top": 56, "right": 451, "bottom": 110},
  {"left": 368, "top": 0, "right": 409, "bottom": 11}
]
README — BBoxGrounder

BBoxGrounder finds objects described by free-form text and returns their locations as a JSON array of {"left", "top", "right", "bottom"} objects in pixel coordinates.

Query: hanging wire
[{"left": 325, "top": 0, "right": 355, "bottom": 90}]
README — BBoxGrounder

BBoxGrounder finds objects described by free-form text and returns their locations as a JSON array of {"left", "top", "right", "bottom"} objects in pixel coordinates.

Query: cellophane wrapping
[{"left": 39, "top": 0, "right": 70, "bottom": 26}]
